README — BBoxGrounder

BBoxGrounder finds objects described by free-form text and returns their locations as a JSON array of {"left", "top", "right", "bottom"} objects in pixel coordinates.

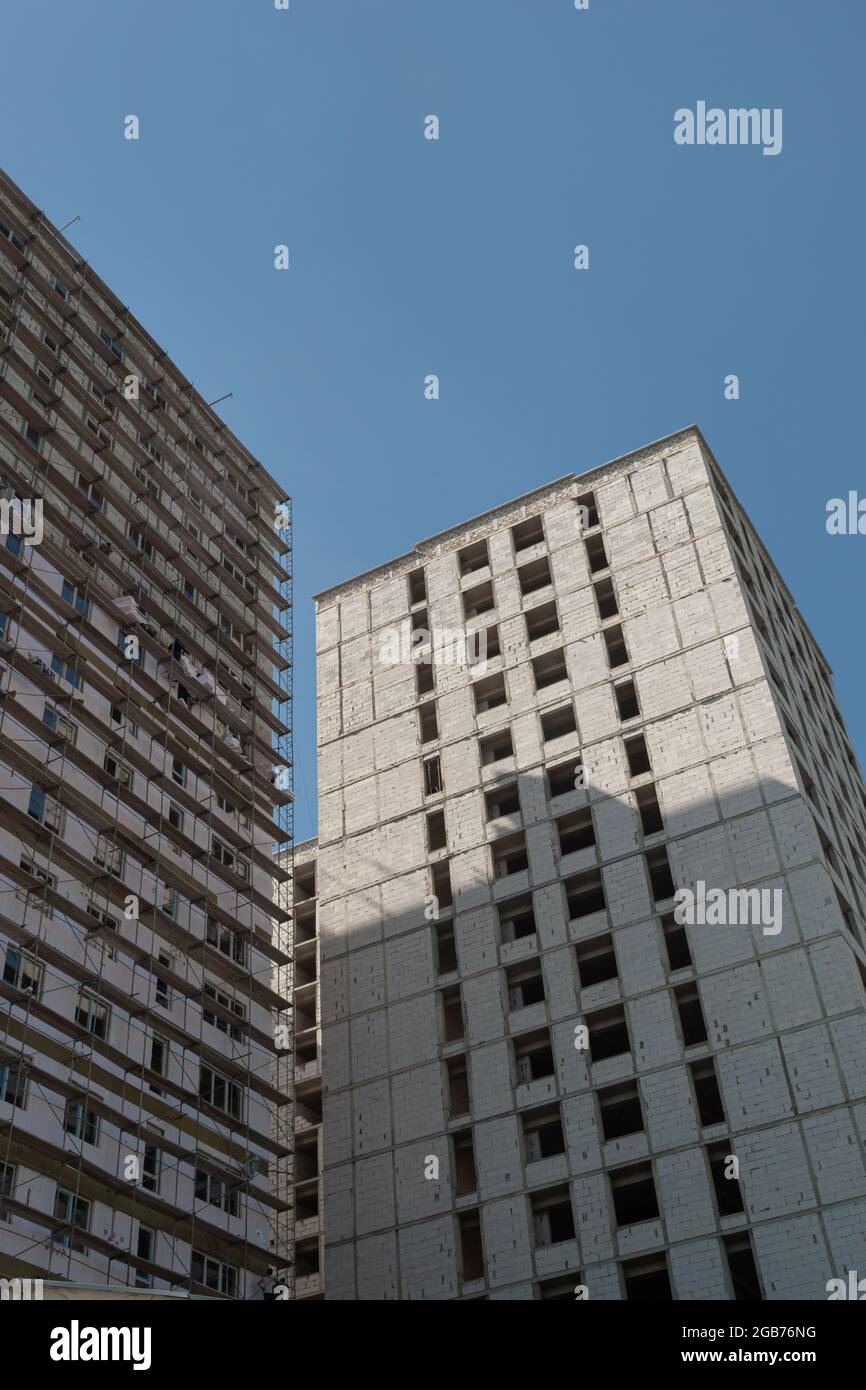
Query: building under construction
[{"left": 0, "top": 169, "right": 293, "bottom": 1298}]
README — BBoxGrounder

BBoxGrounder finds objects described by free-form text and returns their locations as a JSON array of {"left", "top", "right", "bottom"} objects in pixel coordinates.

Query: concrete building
[
  {"left": 0, "top": 169, "right": 293, "bottom": 1298},
  {"left": 310, "top": 425, "right": 866, "bottom": 1300}
]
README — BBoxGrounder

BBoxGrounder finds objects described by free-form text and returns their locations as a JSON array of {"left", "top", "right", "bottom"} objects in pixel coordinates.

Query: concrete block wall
[{"left": 313, "top": 426, "right": 866, "bottom": 1300}]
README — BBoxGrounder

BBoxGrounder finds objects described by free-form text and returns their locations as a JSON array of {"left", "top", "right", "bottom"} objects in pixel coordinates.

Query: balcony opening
[
  {"left": 514, "top": 1027, "right": 554, "bottom": 1083},
  {"left": 491, "top": 831, "right": 528, "bottom": 879},
  {"left": 576, "top": 933, "right": 617, "bottom": 988},
  {"left": 512, "top": 514, "right": 545, "bottom": 553},
  {"left": 518, "top": 556, "right": 552, "bottom": 597},
  {"left": 565, "top": 868, "right": 606, "bottom": 919},
  {"left": 532, "top": 649, "right": 567, "bottom": 690},
  {"left": 611, "top": 1162, "right": 659, "bottom": 1226},
  {"left": 506, "top": 961, "right": 545, "bottom": 1010},
  {"left": 463, "top": 580, "right": 495, "bottom": 620},
  {"left": 485, "top": 783, "right": 520, "bottom": 820},
  {"left": 541, "top": 704, "right": 577, "bottom": 742},
  {"left": 531, "top": 1186, "right": 575, "bottom": 1247},
  {"left": 557, "top": 807, "right": 595, "bottom": 855},
  {"left": 522, "top": 1105, "right": 565, "bottom": 1162},
  {"left": 675, "top": 983, "right": 708, "bottom": 1045},
  {"left": 525, "top": 600, "right": 559, "bottom": 643},
  {"left": 473, "top": 672, "right": 507, "bottom": 714},
  {"left": 458, "top": 540, "right": 489, "bottom": 577},
  {"left": 548, "top": 758, "right": 583, "bottom": 798},
  {"left": 416, "top": 661, "right": 435, "bottom": 697},
  {"left": 599, "top": 1082, "right": 643, "bottom": 1141},
  {"left": 479, "top": 728, "right": 513, "bottom": 764},
  {"left": 498, "top": 893, "right": 536, "bottom": 944},
  {"left": 635, "top": 783, "right": 663, "bottom": 835},
  {"left": 623, "top": 1255, "right": 672, "bottom": 1301},
  {"left": 587, "top": 1006, "right": 630, "bottom": 1062}
]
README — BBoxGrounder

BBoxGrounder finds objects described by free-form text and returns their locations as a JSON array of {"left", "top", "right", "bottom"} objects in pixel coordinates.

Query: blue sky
[{"left": 2, "top": 0, "right": 863, "bottom": 840}]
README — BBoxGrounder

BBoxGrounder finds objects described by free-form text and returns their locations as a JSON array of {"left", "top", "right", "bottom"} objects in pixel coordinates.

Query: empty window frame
[
  {"left": 463, "top": 581, "right": 494, "bottom": 620},
  {"left": 522, "top": 1105, "right": 565, "bottom": 1162},
  {"left": 557, "top": 807, "right": 595, "bottom": 855},
  {"left": 506, "top": 961, "right": 545, "bottom": 1011},
  {"left": 426, "top": 810, "right": 447, "bottom": 852},
  {"left": 498, "top": 893, "right": 536, "bottom": 944},
  {"left": 452, "top": 1129, "right": 477, "bottom": 1196},
  {"left": 511, "top": 514, "right": 545, "bottom": 553},
  {"left": 458, "top": 540, "right": 489, "bottom": 577},
  {"left": 531, "top": 1187, "right": 575, "bottom": 1247},
  {"left": 485, "top": 782, "right": 520, "bottom": 820},
  {"left": 491, "top": 832, "right": 528, "bottom": 879},
  {"left": 518, "top": 556, "right": 552, "bottom": 597},
  {"left": 661, "top": 911, "right": 692, "bottom": 971},
  {"left": 418, "top": 701, "right": 439, "bottom": 743},
  {"left": 689, "top": 1058, "right": 726, "bottom": 1127},
  {"left": 724, "top": 1233, "right": 763, "bottom": 1301},
  {"left": 199, "top": 1065, "right": 243, "bottom": 1120},
  {"left": 53, "top": 1188, "right": 90, "bottom": 1253},
  {"left": 525, "top": 600, "right": 559, "bottom": 643},
  {"left": 585, "top": 533, "right": 608, "bottom": 574},
  {"left": 431, "top": 860, "right": 454, "bottom": 910},
  {"left": 479, "top": 728, "right": 513, "bottom": 765},
  {"left": 457, "top": 1210, "right": 484, "bottom": 1281},
  {"left": 473, "top": 672, "right": 507, "bottom": 713},
  {"left": 593, "top": 577, "right": 618, "bottom": 620},
  {"left": 408, "top": 567, "right": 427, "bottom": 605},
  {"left": 447, "top": 1056, "right": 470, "bottom": 1116},
  {"left": 614, "top": 678, "right": 639, "bottom": 721},
  {"left": 416, "top": 660, "right": 435, "bottom": 697},
  {"left": 575, "top": 933, "right": 617, "bottom": 988},
  {"left": 622, "top": 1255, "right": 672, "bottom": 1301},
  {"left": 598, "top": 1082, "right": 643, "bottom": 1141},
  {"left": 610, "top": 1162, "right": 659, "bottom": 1227},
  {"left": 646, "top": 846, "right": 675, "bottom": 903},
  {"left": 602, "top": 624, "right": 629, "bottom": 669},
  {"left": 674, "top": 983, "right": 708, "bottom": 1046},
  {"left": 27, "top": 784, "right": 63, "bottom": 833},
  {"left": 586, "top": 1006, "right": 630, "bottom": 1063},
  {"left": 423, "top": 755, "right": 443, "bottom": 796},
  {"left": 575, "top": 491, "right": 599, "bottom": 531},
  {"left": 0, "top": 1062, "right": 27, "bottom": 1109},
  {"left": 435, "top": 921, "right": 458, "bottom": 975},
  {"left": 513, "top": 1027, "right": 555, "bottom": 1083},
  {"left": 547, "top": 758, "right": 584, "bottom": 798},
  {"left": 532, "top": 649, "right": 567, "bottom": 690},
  {"left": 564, "top": 869, "right": 605, "bottom": 919},
  {"left": 75, "top": 993, "right": 109, "bottom": 1039},
  {"left": 541, "top": 704, "right": 577, "bottom": 742},
  {"left": 707, "top": 1142, "right": 745, "bottom": 1216},
  {"left": 441, "top": 985, "right": 464, "bottom": 1042},
  {"left": 635, "top": 783, "right": 663, "bottom": 835},
  {"left": 3, "top": 947, "right": 43, "bottom": 998}
]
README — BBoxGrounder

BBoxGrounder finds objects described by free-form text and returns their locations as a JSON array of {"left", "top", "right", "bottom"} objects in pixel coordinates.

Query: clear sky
[{"left": 2, "top": 0, "right": 863, "bottom": 840}]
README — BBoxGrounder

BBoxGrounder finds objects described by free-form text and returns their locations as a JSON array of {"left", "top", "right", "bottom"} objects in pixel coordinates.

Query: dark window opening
[
  {"left": 473, "top": 672, "right": 507, "bottom": 713},
  {"left": 635, "top": 783, "right": 663, "bottom": 835},
  {"left": 614, "top": 679, "right": 640, "bottom": 721},
  {"left": 498, "top": 893, "right": 536, "bottom": 944},
  {"left": 675, "top": 983, "right": 708, "bottom": 1046},
  {"left": 594, "top": 577, "right": 618, "bottom": 620},
  {"left": 432, "top": 860, "right": 453, "bottom": 910},
  {"left": 424, "top": 755, "right": 443, "bottom": 796},
  {"left": 512, "top": 515, "right": 545, "bottom": 552},
  {"left": 531, "top": 1186, "right": 575, "bottom": 1247},
  {"left": 565, "top": 869, "right": 606, "bottom": 919},
  {"left": 435, "top": 922, "right": 458, "bottom": 975},
  {"left": 453, "top": 1129, "right": 477, "bottom": 1196},
  {"left": 485, "top": 783, "right": 520, "bottom": 820},
  {"left": 426, "top": 810, "right": 447, "bottom": 852},
  {"left": 491, "top": 832, "right": 528, "bottom": 879},
  {"left": 587, "top": 1006, "right": 630, "bottom": 1062},
  {"left": 532, "top": 649, "right": 567, "bottom": 690},
  {"left": 458, "top": 1210, "right": 484, "bottom": 1281},
  {"left": 576, "top": 933, "right": 617, "bottom": 988},
  {"left": 611, "top": 1163, "right": 659, "bottom": 1227},
  {"left": 724, "top": 1234, "right": 763, "bottom": 1301},
  {"left": 526, "top": 601, "right": 559, "bottom": 642},
  {"left": 661, "top": 911, "right": 692, "bottom": 970},
  {"left": 690, "top": 1059, "right": 726, "bottom": 1127},
  {"left": 479, "top": 728, "right": 513, "bottom": 764},
  {"left": 506, "top": 961, "right": 545, "bottom": 1010},
  {"left": 557, "top": 807, "right": 595, "bottom": 855},
  {"left": 603, "top": 624, "right": 629, "bottom": 669},
  {"left": 585, "top": 533, "right": 608, "bottom": 574},
  {"left": 522, "top": 1105, "right": 565, "bottom": 1161},
  {"left": 541, "top": 705, "right": 577, "bottom": 742},
  {"left": 599, "top": 1082, "right": 643, "bottom": 1141},
  {"left": 419, "top": 701, "right": 438, "bottom": 743},
  {"left": 441, "top": 985, "right": 464, "bottom": 1042},
  {"left": 458, "top": 540, "right": 489, "bottom": 577},
  {"left": 518, "top": 556, "right": 552, "bottom": 596},
  {"left": 708, "top": 1143, "right": 745, "bottom": 1216},
  {"left": 447, "top": 1056, "right": 470, "bottom": 1116},
  {"left": 623, "top": 1255, "right": 672, "bottom": 1301},
  {"left": 514, "top": 1027, "right": 554, "bottom": 1083},
  {"left": 646, "top": 846, "right": 675, "bottom": 903},
  {"left": 576, "top": 491, "right": 599, "bottom": 530},
  {"left": 408, "top": 567, "right": 427, "bottom": 605}
]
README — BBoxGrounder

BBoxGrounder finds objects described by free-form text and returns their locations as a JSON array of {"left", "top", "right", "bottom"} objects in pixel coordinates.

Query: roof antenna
[{"left": 57, "top": 215, "right": 81, "bottom": 234}]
